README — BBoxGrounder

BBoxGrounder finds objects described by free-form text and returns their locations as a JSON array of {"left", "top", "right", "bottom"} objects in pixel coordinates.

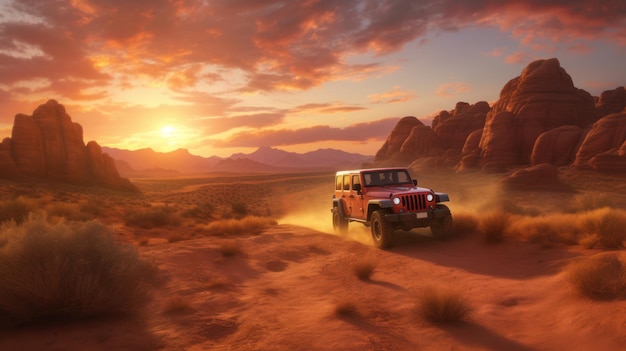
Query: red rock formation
[
  {"left": 2, "top": 100, "right": 137, "bottom": 191},
  {"left": 531, "top": 125, "right": 584, "bottom": 166},
  {"left": 475, "top": 58, "right": 596, "bottom": 170},
  {"left": 596, "top": 86, "right": 626, "bottom": 118},
  {"left": 500, "top": 164, "right": 571, "bottom": 191},
  {"left": 456, "top": 129, "right": 483, "bottom": 172},
  {"left": 432, "top": 101, "right": 490, "bottom": 151},
  {"left": 574, "top": 110, "right": 626, "bottom": 171},
  {"left": 375, "top": 117, "right": 437, "bottom": 164}
]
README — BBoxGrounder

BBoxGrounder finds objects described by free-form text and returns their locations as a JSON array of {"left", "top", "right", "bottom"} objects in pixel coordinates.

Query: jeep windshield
[{"left": 363, "top": 169, "right": 413, "bottom": 187}]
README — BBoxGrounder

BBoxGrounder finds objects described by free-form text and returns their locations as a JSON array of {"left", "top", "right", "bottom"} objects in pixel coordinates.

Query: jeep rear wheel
[
  {"left": 371, "top": 210, "right": 393, "bottom": 249},
  {"left": 430, "top": 205, "right": 453, "bottom": 240},
  {"left": 332, "top": 207, "right": 348, "bottom": 235}
]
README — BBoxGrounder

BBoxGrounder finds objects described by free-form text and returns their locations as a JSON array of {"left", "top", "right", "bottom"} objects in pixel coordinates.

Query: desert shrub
[
  {"left": 48, "top": 202, "right": 93, "bottom": 222},
  {"left": 231, "top": 202, "right": 248, "bottom": 217},
  {"left": 334, "top": 300, "right": 359, "bottom": 317},
  {"left": 578, "top": 233, "right": 600, "bottom": 249},
  {"left": 568, "top": 192, "right": 611, "bottom": 213},
  {"left": 567, "top": 254, "right": 626, "bottom": 299},
  {"left": 352, "top": 257, "right": 377, "bottom": 281},
  {"left": 79, "top": 199, "right": 106, "bottom": 217},
  {"left": 182, "top": 203, "right": 215, "bottom": 220},
  {"left": 218, "top": 240, "right": 242, "bottom": 257},
  {"left": 416, "top": 285, "right": 473, "bottom": 323},
  {"left": 452, "top": 212, "right": 479, "bottom": 234},
  {"left": 0, "top": 197, "right": 38, "bottom": 224},
  {"left": 202, "top": 216, "right": 276, "bottom": 236},
  {"left": 124, "top": 206, "right": 182, "bottom": 229},
  {"left": 0, "top": 214, "right": 156, "bottom": 327},
  {"left": 479, "top": 210, "right": 512, "bottom": 243},
  {"left": 509, "top": 214, "right": 579, "bottom": 245},
  {"left": 578, "top": 208, "right": 626, "bottom": 249}
]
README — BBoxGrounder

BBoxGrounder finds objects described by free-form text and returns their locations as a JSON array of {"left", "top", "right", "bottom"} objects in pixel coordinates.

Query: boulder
[
  {"left": 374, "top": 117, "right": 423, "bottom": 163},
  {"left": 574, "top": 111, "right": 626, "bottom": 171},
  {"left": 500, "top": 163, "right": 571, "bottom": 191},
  {"left": 476, "top": 58, "right": 596, "bottom": 170},
  {"left": 531, "top": 125, "right": 584, "bottom": 166},
  {"left": 2, "top": 100, "right": 137, "bottom": 191},
  {"left": 374, "top": 117, "right": 442, "bottom": 164},
  {"left": 456, "top": 129, "right": 483, "bottom": 172}
]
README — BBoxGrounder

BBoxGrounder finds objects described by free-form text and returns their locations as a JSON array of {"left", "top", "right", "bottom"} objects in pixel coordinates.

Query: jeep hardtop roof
[{"left": 335, "top": 167, "right": 411, "bottom": 175}]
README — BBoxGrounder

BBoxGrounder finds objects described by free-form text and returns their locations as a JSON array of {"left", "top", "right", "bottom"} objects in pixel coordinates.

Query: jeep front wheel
[
  {"left": 332, "top": 207, "right": 348, "bottom": 235},
  {"left": 430, "top": 205, "right": 453, "bottom": 240},
  {"left": 371, "top": 210, "right": 393, "bottom": 249}
]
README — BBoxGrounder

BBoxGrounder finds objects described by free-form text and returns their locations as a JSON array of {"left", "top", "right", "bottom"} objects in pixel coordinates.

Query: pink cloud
[
  {"left": 435, "top": 82, "right": 471, "bottom": 97},
  {"left": 369, "top": 87, "right": 416, "bottom": 104}
]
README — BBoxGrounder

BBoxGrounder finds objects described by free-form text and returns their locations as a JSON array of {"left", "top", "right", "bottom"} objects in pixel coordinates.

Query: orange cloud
[
  {"left": 435, "top": 82, "right": 471, "bottom": 97},
  {"left": 369, "top": 87, "right": 416, "bottom": 104}
]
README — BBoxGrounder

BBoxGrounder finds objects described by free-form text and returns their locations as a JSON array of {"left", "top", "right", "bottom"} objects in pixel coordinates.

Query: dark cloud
[
  {"left": 1, "top": 0, "right": 623, "bottom": 100},
  {"left": 211, "top": 117, "right": 399, "bottom": 147}
]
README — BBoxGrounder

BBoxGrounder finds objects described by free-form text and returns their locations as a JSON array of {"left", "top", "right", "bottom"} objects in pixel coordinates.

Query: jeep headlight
[
  {"left": 426, "top": 194, "right": 434, "bottom": 202},
  {"left": 393, "top": 197, "right": 401, "bottom": 205}
]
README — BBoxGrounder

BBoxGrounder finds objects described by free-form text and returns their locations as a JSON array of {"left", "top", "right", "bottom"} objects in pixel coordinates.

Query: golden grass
[
  {"left": 124, "top": 205, "right": 183, "bottom": 229},
  {"left": 567, "top": 192, "right": 612, "bottom": 213},
  {"left": 567, "top": 254, "right": 626, "bottom": 299},
  {"left": 479, "top": 210, "right": 511, "bottom": 243},
  {"left": 199, "top": 216, "right": 277, "bottom": 236},
  {"left": 0, "top": 196, "right": 38, "bottom": 224},
  {"left": 352, "top": 257, "right": 377, "bottom": 281},
  {"left": 416, "top": 285, "right": 473, "bottom": 323},
  {"left": 0, "top": 214, "right": 157, "bottom": 327},
  {"left": 577, "top": 208, "right": 626, "bottom": 249}
]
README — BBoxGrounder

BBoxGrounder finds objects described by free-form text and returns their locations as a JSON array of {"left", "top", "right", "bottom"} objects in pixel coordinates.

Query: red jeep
[{"left": 331, "top": 168, "right": 453, "bottom": 248}]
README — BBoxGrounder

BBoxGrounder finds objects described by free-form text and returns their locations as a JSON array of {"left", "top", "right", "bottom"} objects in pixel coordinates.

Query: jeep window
[
  {"left": 335, "top": 176, "right": 342, "bottom": 191},
  {"left": 352, "top": 175, "right": 361, "bottom": 191},
  {"left": 363, "top": 170, "right": 413, "bottom": 187},
  {"left": 343, "top": 175, "right": 350, "bottom": 191}
]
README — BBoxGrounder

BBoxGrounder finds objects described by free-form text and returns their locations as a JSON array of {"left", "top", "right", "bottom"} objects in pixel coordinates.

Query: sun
[{"left": 161, "top": 126, "right": 175, "bottom": 138}]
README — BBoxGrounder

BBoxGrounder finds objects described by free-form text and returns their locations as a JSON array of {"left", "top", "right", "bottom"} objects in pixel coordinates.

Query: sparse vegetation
[
  {"left": 0, "top": 214, "right": 157, "bottom": 327},
  {"left": 568, "top": 192, "right": 611, "bottom": 213},
  {"left": 231, "top": 202, "right": 248, "bottom": 218},
  {"left": 479, "top": 210, "right": 511, "bottom": 243},
  {"left": 218, "top": 240, "right": 242, "bottom": 257},
  {"left": 352, "top": 257, "right": 377, "bottom": 281},
  {"left": 199, "top": 216, "right": 277, "bottom": 236},
  {"left": 567, "top": 254, "right": 626, "bottom": 299},
  {"left": 416, "top": 285, "right": 473, "bottom": 323},
  {"left": 578, "top": 208, "right": 626, "bottom": 249},
  {"left": 0, "top": 197, "right": 38, "bottom": 224},
  {"left": 124, "top": 205, "right": 183, "bottom": 229}
]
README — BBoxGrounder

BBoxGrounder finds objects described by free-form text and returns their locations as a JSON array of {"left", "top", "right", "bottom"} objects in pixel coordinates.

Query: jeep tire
[
  {"left": 332, "top": 207, "right": 348, "bottom": 235},
  {"left": 371, "top": 210, "right": 393, "bottom": 249},
  {"left": 430, "top": 204, "right": 453, "bottom": 240}
]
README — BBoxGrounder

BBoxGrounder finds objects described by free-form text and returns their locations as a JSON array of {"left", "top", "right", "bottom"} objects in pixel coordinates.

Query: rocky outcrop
[
  {"left": 500, "top": 164, "right": 571, "bottom": 191},
  {"left": 596, "top": 86, "right": 626, "bottom": 117},
  {"left": 476, "top": 58, "right": 596, "bottom": 170},
  {"left": 574, "top": 110, "right": 626, "bottom": 172},
  {"left": 2, "top": 100, "right": 137, "bottom": 191},
  {"left": 374, "top": 117, "right": 442, "bottom": 164},
  {"left": 432, "top": 101, "right": 490, "bottom": 151},
  {"left": 531, "top": 125, "right": 584, "bottom": 166}
]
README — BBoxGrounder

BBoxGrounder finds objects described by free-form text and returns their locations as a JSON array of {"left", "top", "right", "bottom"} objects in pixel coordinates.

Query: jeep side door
[{"left": 349, "top": 173, "right": 366, "bottom": 220}]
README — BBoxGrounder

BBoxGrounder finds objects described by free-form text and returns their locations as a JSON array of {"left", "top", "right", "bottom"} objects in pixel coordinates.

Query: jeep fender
[
  {"left": 366, "top": 199, "right": 393, "bottom": 221},
  {"left": 332, "top": 198, "right": 347, "bottom": 218},
  {"left": 435, "top": 192, "right": 450, "bottom": 203}
]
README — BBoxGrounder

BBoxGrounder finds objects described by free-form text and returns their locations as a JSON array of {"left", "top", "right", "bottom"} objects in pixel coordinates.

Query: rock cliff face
[
  {"left": 0, "top": 100, "right": 137, "bottom": 191},
  {"left": 374, "top": 58, "right": 626, "bottom": 174}
]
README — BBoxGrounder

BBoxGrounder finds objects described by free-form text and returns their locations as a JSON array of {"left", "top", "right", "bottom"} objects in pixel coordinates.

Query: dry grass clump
[
  {"left": 452, "top": 211, "right": 479, "bottom": 234},
  {"left": 577, "top": 208, "right": 626, "bottom": 249},
  {"left": 568, "top": 192, "right": 611, "bottom": 213},
  {"left": 201, "top": 216, "right": 277, "bottom": 236},
  {"left": 218, "top": 240, "right": 242, "bottom": 257},
  {"left": 567, "top": 254, "right": 626, "bottom": 299},
  {"left": 479, "top": 210, "right": 512, "bottom": 243},
  {"left": 124, "top": 205, "right": 182, "bottom": 229},
  {"left": 352, "top": 257, "right": 377, "bottom": 281},
  {"left": 416, "top": 285, "right": 473, "bottom": 323},
  {"left": 334, "top": 299, "right": 359, "bottom": 317},
  {"left": 0, "top": 214, "right": 156, "bottom": 327},
  {"left": 509, "top": 214, "right": 579, "bottom": 245},
  {"left": 0, "top": 196, "right": 38, "bottom": 224}
]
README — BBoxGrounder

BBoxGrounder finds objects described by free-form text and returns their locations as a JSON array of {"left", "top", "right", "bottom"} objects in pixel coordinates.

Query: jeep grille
[{"left": 400, "top": 194, "right": 427, "bottom": 212}]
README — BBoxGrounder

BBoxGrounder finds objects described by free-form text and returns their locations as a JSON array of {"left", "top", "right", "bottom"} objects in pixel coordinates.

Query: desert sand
[{"left": 0, "top": 169, "right": 625, "bottom": 351}]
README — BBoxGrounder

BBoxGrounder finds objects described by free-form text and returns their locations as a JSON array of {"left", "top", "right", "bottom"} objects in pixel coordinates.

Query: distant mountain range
[{"left": 102, "top": 146, "right": 373, "bottom": 176}]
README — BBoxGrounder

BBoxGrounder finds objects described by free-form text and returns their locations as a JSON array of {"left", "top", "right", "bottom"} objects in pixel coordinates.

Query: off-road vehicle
[{"left": 331, "top": 168, "right": 453, "bottom": 248}]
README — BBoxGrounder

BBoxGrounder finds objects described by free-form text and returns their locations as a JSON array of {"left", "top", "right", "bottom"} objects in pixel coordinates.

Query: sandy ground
[
  {"left": 0, "top": 170, "right": 625, "bottom": 350},
  {"left": 1, "top": 223, "right": 625, "bottom": 351}
]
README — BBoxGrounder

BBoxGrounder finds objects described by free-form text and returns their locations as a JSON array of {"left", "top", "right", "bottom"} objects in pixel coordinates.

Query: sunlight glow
[{"left": 161, "top": 126, "right": 175, "bottom": 138}]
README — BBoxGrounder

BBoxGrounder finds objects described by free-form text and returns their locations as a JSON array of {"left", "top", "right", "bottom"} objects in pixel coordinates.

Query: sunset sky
[{"left": 0, "top": 0, "right": 624, "bottom": 158}]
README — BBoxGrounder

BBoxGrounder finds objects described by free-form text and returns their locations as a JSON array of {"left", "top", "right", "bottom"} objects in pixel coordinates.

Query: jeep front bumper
[{"left": 383, "top": 206, "right": 450, "bottom": 226}]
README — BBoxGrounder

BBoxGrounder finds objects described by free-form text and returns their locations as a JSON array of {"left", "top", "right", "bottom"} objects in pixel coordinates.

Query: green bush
[{"left": 0, "top": 214, "right": 156, "bottom": 327}]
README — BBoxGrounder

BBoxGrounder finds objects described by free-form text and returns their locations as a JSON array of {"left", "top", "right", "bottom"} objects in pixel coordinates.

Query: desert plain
[{"left": 0, "top": 167, "right": 625, "bottom": 351}]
